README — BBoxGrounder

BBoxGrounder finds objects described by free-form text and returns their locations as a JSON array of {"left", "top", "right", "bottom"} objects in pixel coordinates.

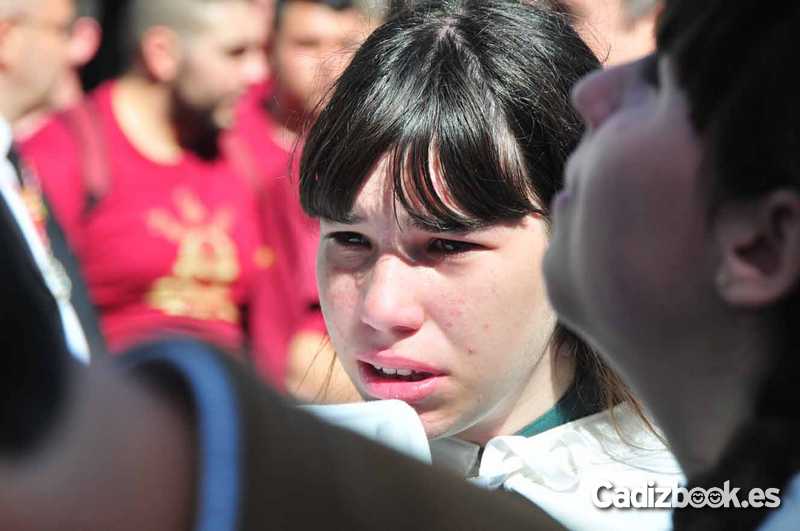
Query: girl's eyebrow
[
  {"left": 319, "top": 213, "right": 366, "bottom": 225},
  {"left": 322, "top": 211, "right": 527, "bottom": 234},
  {"left": 408, "top": 216, "right": 491, "bottom": 234}
]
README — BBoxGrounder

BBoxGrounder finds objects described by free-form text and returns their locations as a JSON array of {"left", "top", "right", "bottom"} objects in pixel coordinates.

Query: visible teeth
[
  {"left": 373, "top": 364, "right": 421, "bottom": 377},
  {"left": 371, "top": 363, "right": 427, "bottom": 379}
]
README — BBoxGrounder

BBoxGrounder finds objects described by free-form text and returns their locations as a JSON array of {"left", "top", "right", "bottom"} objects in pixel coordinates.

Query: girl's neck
[{"left": 456, "top": 345, "right": 576, "bottom": 446}]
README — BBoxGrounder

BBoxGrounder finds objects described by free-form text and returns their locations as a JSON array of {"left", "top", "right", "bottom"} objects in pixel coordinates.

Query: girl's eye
[
  {"left": 329, "top": 232, "right": 371, "bottom": 249},
  {"left": 427, "top": 238, "right": 478, "bottom": 256}
]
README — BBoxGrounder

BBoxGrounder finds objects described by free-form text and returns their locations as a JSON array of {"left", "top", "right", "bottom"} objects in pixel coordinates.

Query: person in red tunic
[
  {"left": 235, "top": 0, "right": 379, "bottom": 397},
  {"left": 21, "top": 0, "right": 270, "bottom": 356}
]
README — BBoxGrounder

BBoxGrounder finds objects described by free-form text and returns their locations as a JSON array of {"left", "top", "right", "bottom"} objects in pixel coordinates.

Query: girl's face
[{"left": 317, "top": 158, "right": 569, "bottom": 443}]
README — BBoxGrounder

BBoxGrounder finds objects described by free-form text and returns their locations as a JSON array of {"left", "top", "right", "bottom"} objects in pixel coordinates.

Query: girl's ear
[{"left": 714, "top": 190, "right": 800, "bottom": 307}]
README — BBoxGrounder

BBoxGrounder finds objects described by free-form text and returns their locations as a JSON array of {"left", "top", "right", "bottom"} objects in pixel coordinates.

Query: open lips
[{"left": 366, "top": 362, "right": 434, "bottom": 382}]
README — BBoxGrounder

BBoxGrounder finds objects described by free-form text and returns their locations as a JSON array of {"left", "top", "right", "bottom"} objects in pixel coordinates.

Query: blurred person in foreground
[
  {"left": 0, "top": 0, "right": 104, "bottom": 361},
  {"left": 235, "top": 0, "right": 379, "bottom": 399},
  {"left": 544, "top": 0, "right": 800, "bottom": 529},
  {"left": 0, "top": 292, "right": 565, "bottom": 530},
  {"left": 13, "top": 0, "right": 102, "bottom": 140},
  {"left": 21, "top": 0, "right": 272, "bottom": 357}
]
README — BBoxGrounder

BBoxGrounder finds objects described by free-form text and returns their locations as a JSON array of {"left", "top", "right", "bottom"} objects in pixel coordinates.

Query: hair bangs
[
  {"left": 387, "top": 101, "right": 538, "bottom": 233},
  {"left": 300, "top": 8, "right": 540, "bottom": 230}
]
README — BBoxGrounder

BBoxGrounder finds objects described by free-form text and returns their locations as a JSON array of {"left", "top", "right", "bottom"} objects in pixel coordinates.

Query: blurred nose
[
  {"left": 571, "top": 64, "right": 626, "bottom": 131},
  {"left": 360, "top": 256, "right": 424, "bottom": 336}
]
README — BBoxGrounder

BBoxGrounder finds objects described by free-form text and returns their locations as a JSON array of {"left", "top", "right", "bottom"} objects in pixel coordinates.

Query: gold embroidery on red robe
[{"left": 146, "top": 188, "right": 241, "bottom": 323}]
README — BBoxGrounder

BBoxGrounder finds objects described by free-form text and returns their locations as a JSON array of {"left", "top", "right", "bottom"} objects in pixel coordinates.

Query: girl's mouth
[{"left": 357, "top": 361, "right": 444, "bottom": 403}]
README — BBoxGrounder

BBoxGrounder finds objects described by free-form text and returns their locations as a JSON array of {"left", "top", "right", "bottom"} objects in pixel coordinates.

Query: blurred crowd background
[{"left": 11, "top": 0, "right": 660, "bottom": 402}]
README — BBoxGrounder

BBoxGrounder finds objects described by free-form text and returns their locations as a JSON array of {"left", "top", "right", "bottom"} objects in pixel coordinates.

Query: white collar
[{"left": 0, "top": 118, "right": 13, "bottom": 159}]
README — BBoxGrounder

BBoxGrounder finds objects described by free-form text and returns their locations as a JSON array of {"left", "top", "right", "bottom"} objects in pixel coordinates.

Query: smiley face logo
[
  {"left": 706, "top": 488, "right": 724, "bottom": 508},
  {"left": 689, "top": 488, "right": 707, "bottom": 508}
]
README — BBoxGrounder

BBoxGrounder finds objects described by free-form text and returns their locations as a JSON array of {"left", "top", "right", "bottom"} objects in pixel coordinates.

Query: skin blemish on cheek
[{"left": 449, "top": 302, "right": 465, "bottom": 318}]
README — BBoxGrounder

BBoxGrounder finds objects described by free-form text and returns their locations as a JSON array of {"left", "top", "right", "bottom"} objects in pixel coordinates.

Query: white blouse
[{"left": 432, "top": 403, "right": 684, "bottom": 531}]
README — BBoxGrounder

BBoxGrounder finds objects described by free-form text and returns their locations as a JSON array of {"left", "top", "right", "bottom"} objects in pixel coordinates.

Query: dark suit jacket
[
  {"left": 0, "top": 193, "right": 71, "bottom": 454},
  {"left": 123, "top": 339, "right": 566, "bottom": 531}
]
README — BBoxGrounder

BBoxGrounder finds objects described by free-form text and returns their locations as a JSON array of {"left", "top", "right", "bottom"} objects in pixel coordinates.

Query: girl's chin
[{"left": 418, "top": 412, "right": 460, "bottom": 441}]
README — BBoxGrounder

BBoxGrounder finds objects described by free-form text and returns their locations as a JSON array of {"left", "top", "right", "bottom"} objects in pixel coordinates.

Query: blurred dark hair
[
  {"left": 300, "top": 0, "right": 649, "bottom": 423},
  {"left": 657, "top": 2, "right": 800, "bottom": 530},
  {"left": 274, "top": 0, "right": 358, "bottom": 29}
]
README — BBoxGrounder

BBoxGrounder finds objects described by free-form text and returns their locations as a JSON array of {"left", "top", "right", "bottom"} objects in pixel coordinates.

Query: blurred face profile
[
  {"left": 271, "top": 2, "right": 375, "bottom": 116},
  {"left": 317, "top": 157, "right": 560, "bottom": 442},
  {"left": 172, "top": 0, "right": 267, "bottom": 130},
  {"left": 3, "top": 0, "right": 74, "bottom": 120},
  {"left": 544, "top": 54, "right": 708, "bottom": 371}
]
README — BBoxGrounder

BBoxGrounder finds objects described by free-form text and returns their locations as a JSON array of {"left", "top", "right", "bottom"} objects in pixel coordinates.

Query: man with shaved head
[
  {"left": 21, "top": 0, "right": 272, "bottom": 356},
  {"left": 111, "top": 0, "right": 268, "bottom": 146}
]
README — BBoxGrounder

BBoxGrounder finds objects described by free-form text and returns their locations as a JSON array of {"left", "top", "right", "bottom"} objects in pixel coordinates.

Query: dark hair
[
  {"left": 274, "top": 0, "right": 357, "bottom": 29},
  {"left": 657, "top": 2, "right": 800, "bottom": 530},
  {"left": 300, "top": 0, "right": 646, "bottom": 420}
]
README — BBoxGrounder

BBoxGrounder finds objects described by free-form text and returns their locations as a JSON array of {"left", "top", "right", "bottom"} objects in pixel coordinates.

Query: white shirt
[
  {"left": 432, "top": 403, "right": 685, "bottom": 531},
  {"left": 1, "top": 119, "right": 90, "bottom": 362}
]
